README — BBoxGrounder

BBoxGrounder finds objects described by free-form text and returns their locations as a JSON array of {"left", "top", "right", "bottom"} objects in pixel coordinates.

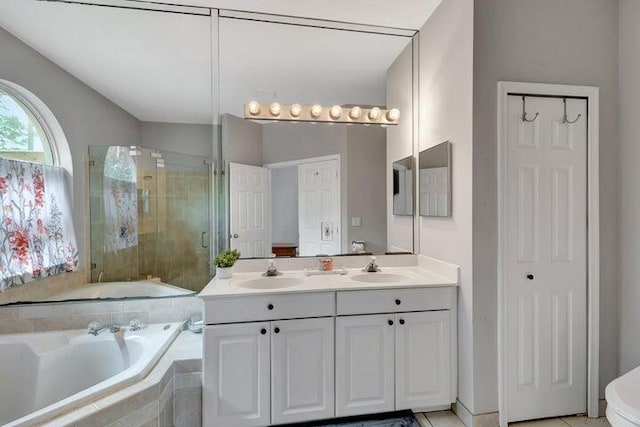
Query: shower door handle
[{"left": 201, "top": 232, "right": 209, "bottom": 249}]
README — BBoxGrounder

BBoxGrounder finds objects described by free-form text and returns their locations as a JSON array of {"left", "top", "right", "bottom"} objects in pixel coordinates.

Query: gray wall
[
  {"left": 0, "top": 26, "right": 141, "bottom": 271},
  {"left": 271, "top": 166, "right": 298, "bottom": 245},
  {"left": 418, "top": 0, "right": 475, "bottom": 412},
  {"left": 221, "top": 114, "right": 262, "bottom": 166},
  {"left": 261, "top": 122, "right": 346, "bottom": 165},
  {"left": 473, "top": 0, "right": 619, "bottom": 410},
  {"left": 619, "top": 0, "right": 640, "bottom": 375},
  {"left": 346, "top": 126, "right": 387, "bottom": 254},
  {"left": 141, "top": 121, "right": 212, "bottom": 159}
]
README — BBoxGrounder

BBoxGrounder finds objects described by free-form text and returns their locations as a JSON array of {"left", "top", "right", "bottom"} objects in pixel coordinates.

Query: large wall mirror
[
  {"left": 219, "top": 14, "right": 417, "bottom": 258},
  {"left": 0, "top": 0, "right": 214, "bottom": 305}
]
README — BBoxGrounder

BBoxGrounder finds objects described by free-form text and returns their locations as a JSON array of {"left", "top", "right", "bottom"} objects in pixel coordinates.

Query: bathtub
[
  {"left": 44, "top": 279, "right": 195, "bottom": 301},
  {"left": 0, "top": 322, "right": 182, "bottom": 427}
]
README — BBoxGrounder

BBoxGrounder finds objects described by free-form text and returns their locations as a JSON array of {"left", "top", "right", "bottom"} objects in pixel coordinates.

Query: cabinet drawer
[
  {"left": 205, "top": 292, "right": 335, "bottom": 324},
  {"left": 337, "top": 287, "right": 454, "bottom": 315}
]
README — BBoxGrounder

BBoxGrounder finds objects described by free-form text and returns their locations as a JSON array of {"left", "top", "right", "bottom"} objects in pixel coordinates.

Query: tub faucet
[
  {"left": 262, "top": 260, "right": 282, "bottom": 277},
  {"left": 362, "top": 256, "right": 381, "bottom": 273},
  {"left": 87, "top": 321, "right": 121, "bottom": 336}
]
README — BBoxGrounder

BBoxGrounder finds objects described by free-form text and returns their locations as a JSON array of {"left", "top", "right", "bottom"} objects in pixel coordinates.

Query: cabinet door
[
  {"left": 335, "top": 314, "right": 395, "bottom": 417},
  {"left": 395, "top": 311, "right": 451, "bottom": 410},
  {"left": 271, "top": 317, "right": 335, "bottom": 424},
  {"left": 203, "top": 323, "right": 270, "bottom": 427}
]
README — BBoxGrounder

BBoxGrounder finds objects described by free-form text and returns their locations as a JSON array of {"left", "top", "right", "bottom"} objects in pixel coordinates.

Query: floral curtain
[
  {"left": 103, "top": 146, "right": 137, "bottom": 252},
  {"left": 0, "top": 158, "right": 78, "bottom": 292}
]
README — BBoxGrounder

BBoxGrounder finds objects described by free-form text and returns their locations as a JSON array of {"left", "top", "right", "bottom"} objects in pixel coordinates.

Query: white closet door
[
  {"left": 335, "top": 314, "right": 395, "bottom": 417},
  {"left": 396, "top": 311, "right": 451, "bottom": 410},
  {"left": 506, "top": 95, "right": 587, "bottom": 421},
  {"left": 271, "top": 317, "right": 335, "bottom": 424},
  {"left": 229, "top": 162, "right": 271, "bottom": 258},
  {"left": 203, "top": 323, "right": 270, "bottom": 427},
  {"left": 298, "top": 159, "right": 341, "bottom": 256}
]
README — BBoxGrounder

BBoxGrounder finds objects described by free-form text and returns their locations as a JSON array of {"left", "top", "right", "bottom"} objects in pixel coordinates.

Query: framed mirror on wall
[
  {"left": 419, "top": 141, "right": 452, "bottom": 218},
  {"left": 0, "top": 0, "right": 215, "bottom": 305},
  {"left": 217, "top": 12, "right": 418, "bottom": 259}
]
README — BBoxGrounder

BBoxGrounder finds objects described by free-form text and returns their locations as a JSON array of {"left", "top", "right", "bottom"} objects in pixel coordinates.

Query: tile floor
[{"left": 415, "top": 411, "right": 611, "bottom": 427}]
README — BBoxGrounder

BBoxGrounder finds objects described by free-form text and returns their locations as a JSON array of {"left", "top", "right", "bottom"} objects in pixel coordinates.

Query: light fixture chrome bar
[{"left": 244, "top": 102, "right": 400, "bottom": 126}]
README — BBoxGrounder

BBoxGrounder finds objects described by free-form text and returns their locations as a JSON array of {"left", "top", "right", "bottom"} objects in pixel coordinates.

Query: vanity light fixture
[
  {"left": 244, "top": 102, "right": 400, "bottom": 126},
  {"left": 368, "top": 107, "right": 382, "bottom": 121},
  {"left": 349, "top": 106, "right": 362, "bottom": 120},
  {"left": 247, "top": 101, "right": 261, "bottom": 116},
  {"left": 310, "top": 104, "right": 323, "bottom": 118},
  {"left": 330, "top": 105, "right": 343, "bottom": 120},
  {"left": 290, "top": 103, "right": 302, "bottom": 117},
  {"left": 269, "top": 102, "right": 281, "bottom": 117}
]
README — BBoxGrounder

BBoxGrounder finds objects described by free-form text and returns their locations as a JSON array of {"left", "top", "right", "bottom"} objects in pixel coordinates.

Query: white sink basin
[
  {"left": 350, "top": 273, "right": 411, "bottom": 284},
  {"left": 232, "top": 276, "right": 304, "bottom": 290}
]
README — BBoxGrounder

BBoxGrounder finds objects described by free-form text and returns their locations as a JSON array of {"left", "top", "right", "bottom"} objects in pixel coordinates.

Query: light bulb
[
  {"left": 311, "top": 104, "right": 323, "bottom": 118},
  {"left": 269, "top": 102, "right": 281, "bottom": 117},
  {"left": 368, "top": 107, "right": 382, "bottom": 121},
  {"left": 247, "top": 101, "right": 260, "bottom": 116},
  {"left": 349, "top": 106, "right": 362, "bottom": 120},
  {"left": 386, "top": 108, "right": 401, "bottom": 121},
  {"left": 330, "top": 105, "right": 342, "bottom": 120},
  {"left": 290, "top": 104, "right": 302, "bottom": 117}
]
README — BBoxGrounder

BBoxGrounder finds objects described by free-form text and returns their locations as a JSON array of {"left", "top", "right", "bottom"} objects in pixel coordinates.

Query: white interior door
[
  {"left": 271, "top": 317, "right": 335, "bottom": 424},
  {"left": 419, "top": 167, "right": 449, "bottom": 216},
  {"left": 298, "top": 159, "right": 341, "bottom": 256},
  {"left": 229, "top": 162, "right": 271, "bottom": 258},
  {"left": 506, "top": 95, "right": 587, "bottom": 422}
]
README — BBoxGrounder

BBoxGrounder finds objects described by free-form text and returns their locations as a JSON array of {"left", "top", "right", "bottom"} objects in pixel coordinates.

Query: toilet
[{"left": 606, "top": 365, "right": 640, "bottom": 427}]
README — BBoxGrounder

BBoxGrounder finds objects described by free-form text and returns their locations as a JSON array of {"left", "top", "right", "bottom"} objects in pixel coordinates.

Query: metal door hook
[
  {"left": 521, "top": 96, "right": 539, "bottom": 122},
  {"left": 563, "top": 98, "right": 582, "bottom": 124}
]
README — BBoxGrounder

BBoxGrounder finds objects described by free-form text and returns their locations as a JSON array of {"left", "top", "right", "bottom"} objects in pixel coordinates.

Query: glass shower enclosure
[{"left": 89, "top": 146, "right": 212, "bottom": 293}]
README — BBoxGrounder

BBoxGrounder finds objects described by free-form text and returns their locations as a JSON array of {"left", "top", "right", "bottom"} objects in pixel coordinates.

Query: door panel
[
  {"left": 298, "top": 159, "right": 340, "bottom": 256},
  {"left": 335, "top": 314, "right": 395, "bottom": 417},
  {"left": 506, "top": 95, "right": 587, "bottom": 422},
  {"left": 271, "top": 318, "right": 334, "bottom": 424},
  {"left": 396, "top": 311, "right": 451, "bottom": 409},
  {"left": 229, "top": 162, "right": 270, "bottom": 258},
  {"left": 203, "top": 323, "right": 270, "bottom": 427}
]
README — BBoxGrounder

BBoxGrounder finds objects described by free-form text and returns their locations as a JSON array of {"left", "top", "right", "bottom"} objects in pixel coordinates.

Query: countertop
[{"left": 199, "top": 265, "right": 458, "bottom": 299}]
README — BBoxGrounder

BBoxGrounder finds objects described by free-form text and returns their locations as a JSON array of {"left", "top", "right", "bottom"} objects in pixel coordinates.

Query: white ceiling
[
  {"left": 129, "top": 0, "right": 442, "bottom": 30},
  {"left": 0, "top": 0, "right": 433, "bottom": 124}
]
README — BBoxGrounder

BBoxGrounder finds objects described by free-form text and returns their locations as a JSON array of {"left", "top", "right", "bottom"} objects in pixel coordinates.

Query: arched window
[
  {"left": 0, "top": 81, "right": 77, "bottom": 292},
  {"left": 0, "top": 87, "right": 54, "bottom": 165}
]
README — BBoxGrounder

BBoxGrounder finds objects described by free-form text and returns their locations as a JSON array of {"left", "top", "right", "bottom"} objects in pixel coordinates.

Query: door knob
[
  {"left": 231, "top": 233, "right": 239, "bottom": 239},
  {"left": 526, "top": 274, "right": 534, "bottom": 280}
]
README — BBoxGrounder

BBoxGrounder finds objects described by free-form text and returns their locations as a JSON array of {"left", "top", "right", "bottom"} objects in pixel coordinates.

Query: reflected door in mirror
[
  {"left": 298, "top": 160, "right": 340, "bottom": 256},
  {"left": 229, "top": 163, "right": 271, "bottom": 258}
]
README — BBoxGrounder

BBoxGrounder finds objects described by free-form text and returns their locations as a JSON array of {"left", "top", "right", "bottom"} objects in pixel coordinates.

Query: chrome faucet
[
  {"left": 262, "top": 259, "right": 282, "bottom": 277},
  {"left": 362, "top": 256, "right": 381, "bottom": 273},
  {"left": 87, "top": 321, "right": 121, "bottom": 336}
]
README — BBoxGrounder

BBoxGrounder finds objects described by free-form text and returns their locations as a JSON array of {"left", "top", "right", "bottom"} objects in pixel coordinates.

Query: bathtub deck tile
[
  {"left": 19, "top": 304, "right": 69, "bottom": 319},
  {"left": 174, "top": 358, "right": 202, "bottom": 374},
  {"left": 175, "top": 372, "right": 202, "bottom": 390},
  {"left": 40, "top": 403, "right": 100, "bottom": 427},
  {"left": 0, "top": 306, "right": 19, "bottom": 320},
  {"left": 148, "top": 308, "right": 185, "bottom": 324},
  {"left": 34, "top": 317, "right": 74, "bottom": 332},
  {"left": 124, "top": 298, "right": 174, "bottom": 312},
  {"left": 73, "top": 301, "right": 124, "bottom": 316},
  {"left": 105, "top": 400, "right": 158, "bottom": 427},
  {"left": 0, "top": 318, "right": 34, "bottom": 334},
  {"left": 79, "top": 383, "right": 158, "bottom": 427}
]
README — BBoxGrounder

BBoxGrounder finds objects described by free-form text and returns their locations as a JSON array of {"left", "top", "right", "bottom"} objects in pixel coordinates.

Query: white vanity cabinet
[
  {"left": 203, "top": 293, "right": 336, "bottom": 427},
  {"left": 335, "top": 288, "right": 456, "bottom": 417},
  {"left": 202, "top": 284, "right": 456, "bottom": 427}
]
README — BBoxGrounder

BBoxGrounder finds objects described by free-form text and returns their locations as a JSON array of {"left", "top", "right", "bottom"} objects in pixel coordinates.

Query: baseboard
[
  {"left": 599, "top": 399, "right": 607, "bottom": 418},
  {"left": 453, "top": 400, "right": 499, "bottom": 427}
]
